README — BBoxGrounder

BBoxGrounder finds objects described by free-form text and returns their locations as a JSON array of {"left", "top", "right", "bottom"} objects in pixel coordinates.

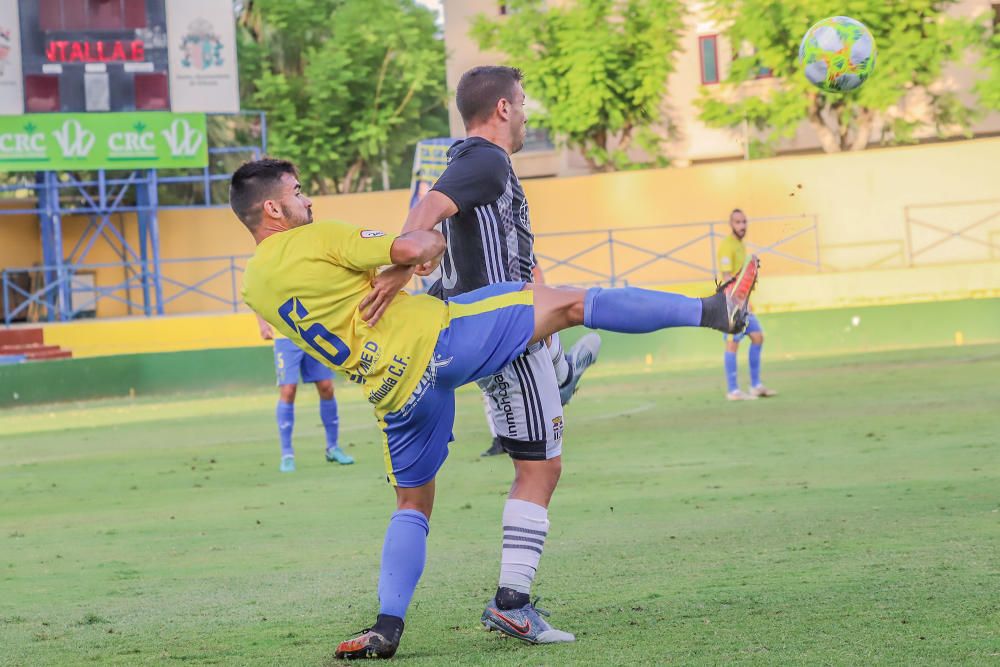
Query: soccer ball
[{"left": 798, "top": 16, "right": 877, "bottom": 93}]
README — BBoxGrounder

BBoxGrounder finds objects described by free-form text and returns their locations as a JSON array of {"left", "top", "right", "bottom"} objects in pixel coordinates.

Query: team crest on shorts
[
  {"left": 551, "top": 416, "right": 564, "bottom": 441},
  {"left": 360, "top": 230, "right": 386, "bottom": 238}
]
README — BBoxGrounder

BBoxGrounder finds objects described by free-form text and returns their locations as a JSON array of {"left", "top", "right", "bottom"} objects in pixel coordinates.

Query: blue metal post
[
  {"left": 36, "top": 172, "right": 54, "bottom": 321},
  {"left": 136, "top": 170, "right": 154, "bottom": 316},
  {"left": 147, "top": 170, "right": 164, "bottom": 314},
  {"left": 50, "top": 173, "right": 71, "bottom": 321},
  {"left": 2, "top": 271, "right": 9, "bottom": 326},
  {"left": 37, "top": 172, "right": 68, "bottom": 321}
]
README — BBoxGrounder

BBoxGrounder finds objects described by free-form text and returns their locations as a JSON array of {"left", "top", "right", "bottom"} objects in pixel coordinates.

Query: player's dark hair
[
  {"left": 229, "top": 158, "right": 299, "bottom": 232},
  {"left": 455, "top": 66, "right": 524, "bottom": 128},
  {"left": 730, "top": 208, "right": 746, "bottom": 220}
]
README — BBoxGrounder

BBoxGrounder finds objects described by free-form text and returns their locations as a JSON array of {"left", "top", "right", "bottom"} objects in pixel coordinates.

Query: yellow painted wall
[
  {"left": 43, "top": 311, "right": 266, "bottom": 358},
  {"left": 3, "top": 138, "right": 999, "bottom": 323}
]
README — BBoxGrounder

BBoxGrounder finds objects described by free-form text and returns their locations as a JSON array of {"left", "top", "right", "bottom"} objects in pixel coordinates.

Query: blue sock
[
  {"left": 320, "top": 398, "right": 339, "bottom": 451},
  {"left": 724, "top": 351, "right": 738, "bottom": 393},
  {"left": 378, "top": 510, "right": 429, "bottom": 619},
  {"left": 276, "top": 400, "right": 295, "bottom": 456},
  {"left": 749, "top": 343, "right": 762, "bottom": 388},
  {"left": 584, "top": 287, "right": 702, "bottom": 333}
]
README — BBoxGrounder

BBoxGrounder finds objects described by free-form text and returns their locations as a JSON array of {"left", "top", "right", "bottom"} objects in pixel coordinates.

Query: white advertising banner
[
  {"left": 0, "top": 0, "right": 24, "bottom": 116},
  {"left": 166, "top": 0, "right": 240, "bottom": 113}
]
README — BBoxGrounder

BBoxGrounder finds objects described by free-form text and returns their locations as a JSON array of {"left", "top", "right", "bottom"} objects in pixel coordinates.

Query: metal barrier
[
  {"left": 2, "top": 214, "right": 821, "bottom": 323},
  {"left": 905, "top": 199, "right": 1000, "bottom": 266},
  {"left": 2, "top": 254, "right": 251, "bottom": 324},
  {"left": 534, "top": 215, "right": 820, "bottom": 287}
]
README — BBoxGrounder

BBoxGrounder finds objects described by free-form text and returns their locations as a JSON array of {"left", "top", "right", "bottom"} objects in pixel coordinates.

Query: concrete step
[
  {"left": 0, "top": 344, "right": 63, "bottom": 355},
  {"left": 0, "top": 327, "right": 43, "bottom": 347},
  {"left": 25, "top": 349, "right": 73, "bottom": 361}
]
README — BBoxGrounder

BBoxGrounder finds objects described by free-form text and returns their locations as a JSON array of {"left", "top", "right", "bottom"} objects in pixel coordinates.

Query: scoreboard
[{"left": 0, "top": 0, "right": 239, "bottom": 116}]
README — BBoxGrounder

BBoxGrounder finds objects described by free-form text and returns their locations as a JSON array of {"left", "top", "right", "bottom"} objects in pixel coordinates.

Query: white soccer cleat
[
  {"left": 750, "top": 385, "right": 778, "bottom": 398},
  {"left": 726, "top": 389, "right": 758, "bottom": 401},
  {"left": 559, "top": 332, "right": 602, "bottom": 405}
]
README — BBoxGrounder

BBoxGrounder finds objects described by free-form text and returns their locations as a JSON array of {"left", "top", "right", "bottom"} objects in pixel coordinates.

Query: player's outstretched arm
[
  {"left": 389, "top": 230, "right": 446, "bottom": 267},
  {"left": 403, "top": 190, "right": 458, "bottom": 234}
]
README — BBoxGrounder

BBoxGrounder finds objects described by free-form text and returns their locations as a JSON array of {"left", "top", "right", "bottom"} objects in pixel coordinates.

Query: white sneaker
[
  {"left": 726, "top": 389, "right": 757, "bottom": 401},
  {"left": 750, "top": 385, "right": 777, "bottom": 398},
  {"left": 559, "top": 332, "right": 602, "bottom": 405}
]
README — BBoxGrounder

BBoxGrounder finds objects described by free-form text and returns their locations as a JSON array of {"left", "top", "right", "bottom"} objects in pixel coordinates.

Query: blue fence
[
  {"left": 2, "top": 215, "right": 820, "bottom": 325},
  {"left": 2, "top": 255, "right": 251, "bottom": 324}
]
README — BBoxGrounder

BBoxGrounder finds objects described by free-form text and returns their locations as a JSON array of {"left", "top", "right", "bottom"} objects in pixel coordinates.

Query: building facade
[{"left": 442, "top": 0, "right": 1000, "bottom": 177}]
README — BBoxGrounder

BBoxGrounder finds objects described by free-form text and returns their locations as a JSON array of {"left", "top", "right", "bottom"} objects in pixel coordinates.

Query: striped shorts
[{"left": 477, "top": 341, "right": 564, "bottom": 461}]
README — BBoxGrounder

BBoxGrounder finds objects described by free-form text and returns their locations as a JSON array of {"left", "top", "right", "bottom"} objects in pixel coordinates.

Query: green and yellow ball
[{"left": 799, "top": 16, "right": 877, "bottom": 93}]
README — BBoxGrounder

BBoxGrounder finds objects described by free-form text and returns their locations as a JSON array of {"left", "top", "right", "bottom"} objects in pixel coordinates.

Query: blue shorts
[
  {"left": 274, "top": 337, "right": 334, "bottom": 385},
  {"left": 376, "top": 282, "right": 534, "bottom": 487},
  {"left": 724, "top": 312, "right": 763, "bottom": 343}
]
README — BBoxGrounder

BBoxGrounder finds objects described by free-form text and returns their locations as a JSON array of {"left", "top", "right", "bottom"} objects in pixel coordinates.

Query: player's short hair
[
  {"left": 455, "top": 66, "right": 524, "bottom": 128},
  {"left": 730, "top": 208, "right": 746, "bottom": 221},
  {"left": 229, "top": 158, "right": 299, "bottom": 232}
]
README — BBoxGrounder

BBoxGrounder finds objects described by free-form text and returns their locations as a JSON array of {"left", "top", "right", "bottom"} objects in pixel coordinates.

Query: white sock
[
  {"left": 498, "top": 498, "right": 549, "bottom": 594},
  {"left": 548, "top": 333, "right": 571, "bottom": 386}
]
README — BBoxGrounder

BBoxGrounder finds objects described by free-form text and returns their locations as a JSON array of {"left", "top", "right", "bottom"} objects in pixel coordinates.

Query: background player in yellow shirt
[
  {"left": 717, "top": 209, "right": 777, "bottom": 400},
  {"left": 232, "top": 158, "right": 759, "bottom": 659}
]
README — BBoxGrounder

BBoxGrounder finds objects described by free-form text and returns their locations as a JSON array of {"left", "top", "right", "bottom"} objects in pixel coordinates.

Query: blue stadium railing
[{"left": 2, "top": 214, "right": 821, "bottom": 324}]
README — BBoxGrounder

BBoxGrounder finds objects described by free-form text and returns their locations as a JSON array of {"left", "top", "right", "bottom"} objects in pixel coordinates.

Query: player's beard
[
  {"left": 511, "top": 124, "right": 526, "bottom": 154},
  {"left": 282, "top": 203, "right": 313, "bottom": 228}
]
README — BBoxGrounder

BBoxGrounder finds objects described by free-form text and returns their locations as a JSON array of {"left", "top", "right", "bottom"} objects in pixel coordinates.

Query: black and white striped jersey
[{"left": 430, "top": 137, "right": 535, "bottom": 299}]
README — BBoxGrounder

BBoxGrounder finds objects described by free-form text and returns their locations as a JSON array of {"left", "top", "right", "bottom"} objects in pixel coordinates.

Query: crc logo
[
  {"left": 109, "top": 122, "right": 154, "bottom": 154},
  {"left": 52, "top": 119, "right": 95, "bottom": 158},
  {"left": 161, "top": 119, "right": 203, "bottom": 157},
  {"left": 0, "top": 122, "right": 46, "bottom": 158}
]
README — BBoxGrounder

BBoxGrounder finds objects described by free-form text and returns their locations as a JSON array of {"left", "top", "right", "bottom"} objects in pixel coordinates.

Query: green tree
[
  {"left": 975, "top": 16, "right": 1000, "bottom": 111},
  {"left": 471, "top": 0, "right": 685, "bottom": 171},
  {"left": 237, "top": 0, "right": 448, "bottom": 193},
  {"left": 697, "top": 1, "right": 982, "bottom": 155}
]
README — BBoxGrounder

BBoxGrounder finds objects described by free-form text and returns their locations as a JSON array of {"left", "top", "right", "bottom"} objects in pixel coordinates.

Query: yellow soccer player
[
  {"left": 232, "top": 158, "right": 759, "bottom": 660},
  {"left": 718, "top": 208, "right": 777, "bottom": 401}
]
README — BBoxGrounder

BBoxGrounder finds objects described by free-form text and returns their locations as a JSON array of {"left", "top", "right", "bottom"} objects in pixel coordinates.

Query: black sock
[
  {"left": 495, "top": 586, "right": 530, "bottom": 610},
  {"left": 371, "top": 614, "right": 404, "bottom": 644},
  {"left": 699, "top": 292, "right": 726, "bottom": 330}
]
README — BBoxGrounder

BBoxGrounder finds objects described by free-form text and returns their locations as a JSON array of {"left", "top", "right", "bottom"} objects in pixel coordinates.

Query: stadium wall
[{"left": 1, "top": 298, "right": 997, "bottom": 407}]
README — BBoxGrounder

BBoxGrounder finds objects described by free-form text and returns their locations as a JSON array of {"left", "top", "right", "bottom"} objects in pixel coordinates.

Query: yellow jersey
[
  {"left": 717, "top": 234, "right": 746, "bottom": 278},
  {"left": 242, "top": 221, "right": 448, "bottom": 413}
]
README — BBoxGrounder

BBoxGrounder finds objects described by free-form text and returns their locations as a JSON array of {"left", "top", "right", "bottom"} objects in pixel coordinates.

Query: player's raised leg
[
  {"left": 557, "top": 332, "right": 602, "bottom": 405},
  {"left": 529, "top": 255, "right": 759, "bottom": 346}
]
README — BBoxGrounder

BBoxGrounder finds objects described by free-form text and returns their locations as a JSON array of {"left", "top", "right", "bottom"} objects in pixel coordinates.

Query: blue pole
[
  {"left": 148, "top": 170, "right": 164, "bottom": 315},
  {"left": 136, "top": 170, "right": 153, "bottom": 316},
  {"left": 2, "top": 271, "right": 9, "bottom": 326}
]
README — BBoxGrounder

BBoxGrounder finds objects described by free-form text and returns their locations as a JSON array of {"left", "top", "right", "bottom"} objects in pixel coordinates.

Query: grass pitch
[{"left": 1, "top": 343, "right": 998, "bottom": 665}]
